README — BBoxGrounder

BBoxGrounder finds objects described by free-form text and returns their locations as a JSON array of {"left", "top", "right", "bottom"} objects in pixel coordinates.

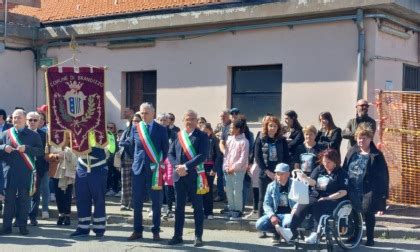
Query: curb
[{"left": 106, "top": 215, "right": 420, "bottom": 240}]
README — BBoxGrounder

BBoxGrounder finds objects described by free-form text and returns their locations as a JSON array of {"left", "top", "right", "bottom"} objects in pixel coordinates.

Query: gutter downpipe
[{"left": 356, "top": 9, "right": 365, "bottom": 100}]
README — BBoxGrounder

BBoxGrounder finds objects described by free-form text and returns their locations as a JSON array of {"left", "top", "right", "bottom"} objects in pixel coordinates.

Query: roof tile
[{"left": 8, "top": 0, "right": 230, "bottom": 23}]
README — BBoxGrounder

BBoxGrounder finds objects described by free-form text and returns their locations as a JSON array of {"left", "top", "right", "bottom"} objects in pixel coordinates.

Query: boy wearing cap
[{"left": 255, "top": 163, "right": 296, "bottom": 243}]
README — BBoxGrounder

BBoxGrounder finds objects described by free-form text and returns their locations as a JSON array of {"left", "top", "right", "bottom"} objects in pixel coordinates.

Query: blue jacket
[
  {"left": 122, "top": 121, "right": 169, "bottom": 176},
  {"left": 35, "top": 129, "right": 48, "bottom": 176},
  {"left": 0, "top": 127, "right": 43, "bottom": 192},
  {"left": 168, "top": 128, "right": 209, "bottom": 182},
  {"left": 263, "top": 178, "right": 296, "bottom": 217},
  {"left": 1, "top": 123, "right": 12, "bottom": 132}
]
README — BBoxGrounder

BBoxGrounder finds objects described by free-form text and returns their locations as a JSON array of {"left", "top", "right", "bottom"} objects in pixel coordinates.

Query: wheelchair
[{"left": 294, "top": 200, "right": 363, "bottom": 251}]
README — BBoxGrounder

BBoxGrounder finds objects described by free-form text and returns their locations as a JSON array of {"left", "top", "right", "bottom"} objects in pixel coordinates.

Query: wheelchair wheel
[{"left": 332, "top": 200, "right": 363, "bottom": 250}]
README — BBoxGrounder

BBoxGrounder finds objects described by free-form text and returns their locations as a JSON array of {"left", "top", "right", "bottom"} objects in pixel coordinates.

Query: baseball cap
[
  {"left": 229, "top": 108, "right": 240, "bottom": 115},
  {"left": 274, "top": 163, "right": 290, "bottom": 173}
]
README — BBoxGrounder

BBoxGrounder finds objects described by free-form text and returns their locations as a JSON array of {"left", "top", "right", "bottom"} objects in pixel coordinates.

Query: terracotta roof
[{"left": 8, "top": 0, "right": 231, "bottom": 23}]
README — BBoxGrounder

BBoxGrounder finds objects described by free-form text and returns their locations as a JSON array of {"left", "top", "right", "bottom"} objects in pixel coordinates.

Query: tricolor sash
[
  {"left": 7, "top": 128, "right": 37, "bottom": 196},
  {"left": 136, "top": 122, "right": 163, "bottom": 190},
  {"left": 178, "top": 130, "right": 209, "bottom": 195}
]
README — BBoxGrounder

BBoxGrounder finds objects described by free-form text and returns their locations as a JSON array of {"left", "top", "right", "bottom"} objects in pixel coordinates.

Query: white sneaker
[
  {"left": 207, "top": 215, "right": 214, "bottom": 220},
  {"left": 114, "top": 191, "right": 121, "bottom": 197},
  {"left": 148, "top": 210, "right": 153, "bottom": 217},
  {"left": 161, "top": 205, "right": 168, "bottom": 214},
  {"left": 41, "top": 211, "right": 49, "bottom": 219},
  {"left": 304, "top": 232, "right": 318, "bottom": 244},
  {"left": 275, "top": 225, "right": 294, "bottom": 243},
  {"left": 105, "top": 190, "right": 116, "bottom": 196}
]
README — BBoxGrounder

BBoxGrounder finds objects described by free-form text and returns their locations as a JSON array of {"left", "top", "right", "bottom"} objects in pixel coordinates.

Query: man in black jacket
[{"left": 342, "top": 99, "right": 376, "bottom": 149}]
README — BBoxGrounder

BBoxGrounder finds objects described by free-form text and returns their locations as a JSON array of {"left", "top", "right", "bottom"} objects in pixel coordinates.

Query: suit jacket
[
  {"left": 0, "top": 127, "right": 43, "bottom": 190},
  {"left": 168, "top": 128, "right": 209, "bottom": 183},
  {"left": 1, "top": 123, "right": 12, "bottom": 132},
  {"left": 124, "top": 121, "right": 169, "bottom": 176},
  {"left": 35, "top": 129, "right": 48, "bottom": 177}
]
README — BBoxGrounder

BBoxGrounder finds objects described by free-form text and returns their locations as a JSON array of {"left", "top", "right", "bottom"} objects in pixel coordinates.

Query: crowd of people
[{"left": 0, "top": 98, "right": 389, "bottom": 248}]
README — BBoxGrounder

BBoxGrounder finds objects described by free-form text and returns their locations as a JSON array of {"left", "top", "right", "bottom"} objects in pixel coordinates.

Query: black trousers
[
  {"left": 107, "top": 163, "right": 121, "bottom": 192},
  {"left": 364, "top": 211, "right": 376, "bottom": 241},
  {"left": 203, "top": 173, "right": 215, "bottom": 216},
  {"left": 289, "top": 196, "right": 340, "bottom": 235},
  {"left": 258, "top": 176, "right": 272, "bottom": 217},
  {"left": 52, "top": 178, "right": 73, "bottom": 215},
  {"left": 253, "top": 187, "right": 259, "bottom": 211},
  {"left": 2, "top": 185, "right": 30, "bottom": 230},
  {"left": 164, "top": 185, "right": 175, "bottom": 211}
]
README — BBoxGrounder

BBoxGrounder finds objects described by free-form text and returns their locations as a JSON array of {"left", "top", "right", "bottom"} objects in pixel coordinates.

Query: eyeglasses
[
  {"left": 28, "top": 119, "right": 38, "bottom": 122},
  {"left": 358, "top": 104, "right": 369, "bottom": 108},
  {"left": 107, "top": 126, "right": 115, "bottom": 130}
]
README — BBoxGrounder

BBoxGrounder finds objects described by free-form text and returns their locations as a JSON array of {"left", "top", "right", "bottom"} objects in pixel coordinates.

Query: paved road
[{"left": 0, "top": 219, "right": 419, "bottom": 252}]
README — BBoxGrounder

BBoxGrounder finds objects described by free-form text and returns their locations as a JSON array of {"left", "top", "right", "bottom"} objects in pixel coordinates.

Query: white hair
[
  {"left": 183, "top": 109, "right": 198, "bottom": 120},
  {"left": 139, "top": 102, "right": 155, "bottom": 112},
  {"left": 27, "top": 111, "right": 40, "bottom": 119}
]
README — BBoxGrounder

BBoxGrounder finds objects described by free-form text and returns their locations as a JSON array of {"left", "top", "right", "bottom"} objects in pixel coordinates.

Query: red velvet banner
[{"left": 46, "top": 67, "right": 107, "bottom": 154}]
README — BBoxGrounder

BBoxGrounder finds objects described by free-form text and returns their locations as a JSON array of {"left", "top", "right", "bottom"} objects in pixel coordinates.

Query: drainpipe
[{"left": 356, "top": 9, "right": 365, "bottom": 100}]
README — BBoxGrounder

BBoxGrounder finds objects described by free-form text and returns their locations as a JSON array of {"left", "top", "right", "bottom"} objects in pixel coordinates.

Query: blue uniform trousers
[
  {"left": 75, "top": 165, "right": 108, "bottom": 235},
  {"left": 174, "top": 172, "right": 204, "bottom": 238},
  {"left": 132, "top": 166, "right": 163, "bottom": 234}
]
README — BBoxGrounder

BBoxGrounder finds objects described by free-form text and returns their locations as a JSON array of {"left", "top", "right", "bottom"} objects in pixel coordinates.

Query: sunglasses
[{"left": 28, "top": 119, "right": 38, "bottom": 122}]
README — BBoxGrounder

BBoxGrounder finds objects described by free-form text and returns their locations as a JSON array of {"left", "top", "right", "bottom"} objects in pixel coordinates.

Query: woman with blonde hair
[
  {"left": 294, "top": 125, "right": 324, "bottom": 175},
  {"left": 342, "top": 125, "right": 389, "bottom": 246}
]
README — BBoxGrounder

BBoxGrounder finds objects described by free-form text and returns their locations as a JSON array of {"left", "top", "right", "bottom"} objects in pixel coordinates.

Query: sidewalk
[{"left": 90, "top": 197, "right": 420, "bottom": 240}]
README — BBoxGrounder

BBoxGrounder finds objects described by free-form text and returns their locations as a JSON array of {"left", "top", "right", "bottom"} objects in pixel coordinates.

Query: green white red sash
[
  {"left": 178, "top": 130, "right": 209, "bottom": 195},
  {"left": 136, "top": 122, "right": 163, "bottom": 190},
  {"left": 7, "top": 128, "right": 37, "bottom": 196}
]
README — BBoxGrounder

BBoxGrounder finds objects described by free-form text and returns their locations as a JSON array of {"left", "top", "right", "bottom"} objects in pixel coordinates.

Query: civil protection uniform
[{"left": 73, "top": 146, "right": 108, "bottom": 237}]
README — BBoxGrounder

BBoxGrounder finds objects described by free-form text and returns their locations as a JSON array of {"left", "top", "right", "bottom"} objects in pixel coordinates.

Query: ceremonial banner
[{"left": 46, "top": 67, "right": 107, "bottom": 154}]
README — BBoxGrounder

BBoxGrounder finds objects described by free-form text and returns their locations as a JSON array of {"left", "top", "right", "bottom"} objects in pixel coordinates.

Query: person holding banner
[
  {"left": 0, "top": 109, "right": 43, "bottom": 236},
  {"left": 124, "top": 103, "right": 169, "bottom": 241},
  {"left": 167, "top": 110, "right": 209, "bottom": 247}
]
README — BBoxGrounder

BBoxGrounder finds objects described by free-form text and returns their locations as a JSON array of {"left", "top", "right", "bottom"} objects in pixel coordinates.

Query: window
[
  {"left": 126, "top": 71, "right": 157, "bottom": 110},
  {"left": 231, "top": 65, "right": 282, "bottom": 122},
  {"left": 403, "top": 64, "right": 420, "bottom": 91}
]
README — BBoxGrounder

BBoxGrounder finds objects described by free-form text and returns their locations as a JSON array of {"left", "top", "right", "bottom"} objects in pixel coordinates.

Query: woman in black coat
[
  {"left": 283, "top": 110, "right": 304, "bottom": 156},
  {"left": 254, "top": 116, "right": 290, "bottom": 220},
  {"left": 342, "top": 126, "right": 389, "bottom": 247},
  {"left": 316, "top": 111, "right": 342, "bottom": 157}
]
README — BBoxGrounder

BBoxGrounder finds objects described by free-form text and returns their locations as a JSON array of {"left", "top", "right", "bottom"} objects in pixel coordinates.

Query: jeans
[
  {"left": 39, "top": 173, "right": 50, "bottom": 211},
  {"left": 225, "top": 171, "right": 245, "bottom": 212},
  {"left": 256, "top": 213, "right": 293, "bottom": 233},
  {"left": 29, "top": 172, "right": 50, "bottom": 220}
]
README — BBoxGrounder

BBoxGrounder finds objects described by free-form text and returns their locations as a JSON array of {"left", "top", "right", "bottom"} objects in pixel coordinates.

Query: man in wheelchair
[
  {"left": 255, "top": 163, "right": 296, "bottom": 244},
  {"left": 277, "top": 149, "right": 349, "bottom": 244}
]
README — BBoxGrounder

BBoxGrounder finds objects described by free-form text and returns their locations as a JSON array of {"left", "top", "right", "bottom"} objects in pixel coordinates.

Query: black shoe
[
  {"left": 95, "top": 232, "right": 104, "bottom": 238},
  {"left": 57, "top": 216, "right": 65, "bottom": 226},
  {"left": 194, "top": 237, "right": 203, "bottom": 247},
  {"left": 0, "top": 228, "right": 12, "bottom": 236},
  {"left": 168, "top": 236, "right": 183, "bottom": 245},
  {"left": 70, "top": 229, "right": 90, "bottom": 238},
  {"left": 64, "top": 216, "right": 71, "bottom": 226},
  {"left": 365, "top": 239, "right": 375, "bottom": 246},
  {"left": 19, "top": 227, "right": 29, "bottom": 236},
  {"left": 13, "top": 222, "right": 18, "bottom": 227},
  {"left": 272, "top": 234, "right": 281, "bottom": 244},
  {"left": 214, "top": 196, "right": 224, "bottom": 202},
  {"left": 258, "top": 231, "right": 267, "bottom": 238},
  {"left": 29, "top": 219, "right": 38, "bottom": 226}
]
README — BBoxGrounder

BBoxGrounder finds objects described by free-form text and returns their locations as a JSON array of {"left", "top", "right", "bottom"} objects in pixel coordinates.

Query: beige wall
[
  {"left": 0, "top": 49, "right": 35, "bottom": 115},
  {"left": 42, "top": 20, "right": 361, "bottom": 134}
]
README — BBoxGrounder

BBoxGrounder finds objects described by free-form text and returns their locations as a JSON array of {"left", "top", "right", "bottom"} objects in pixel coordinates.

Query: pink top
[
  {"left": 163, "top": 158, "right": 174, "bottom": 186},
  {"left": 223, "top": 133, "right": 249, "bottom": 172}
]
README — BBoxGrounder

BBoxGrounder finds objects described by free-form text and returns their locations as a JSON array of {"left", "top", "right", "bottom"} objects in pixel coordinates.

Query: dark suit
[
  {"left": 0, "top": 127, "right": 43, "bottom": 230},
  {"left": 0, "top": 123, "right": 12, "bottom": 194},
  {"left": 168, "top": 128, "right": 209, "bottom": 239},
  {"left": 124, "top": 121, "right": 169, "bottom": 234},
  {"left": 28, "top": 129, "right": 48, "bottom": 222}
]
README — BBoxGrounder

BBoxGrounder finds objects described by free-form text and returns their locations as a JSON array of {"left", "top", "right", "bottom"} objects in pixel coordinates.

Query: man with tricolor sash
[
  {"left": 167, "top": 109, "right": 209, "bottom": 247},
  {"left": 0, "top": 109, "right": 43, "bottom": 236},
  {"left": 123, "top": 103, "right": 169, "bottom": 241}
]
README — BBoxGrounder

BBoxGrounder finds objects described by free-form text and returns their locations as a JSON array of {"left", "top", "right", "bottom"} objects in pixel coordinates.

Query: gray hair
[
  {"left": 27, "top": 111, "right": 40, "bottom": 119},
  {"left": 12, "top": 109, "right": 26, "bottom": 117},
  {"left": 156, "top": 113, "right": 169, "bottom": 121},
  {"left": 139, "top": 102, "right": 155, "bottom": 112},
  {"left": 222, "top": 109, "right": 230, "bottom": 115},
  {"left": 183, "top": 109, "right": 198, "bottom": 120}
]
